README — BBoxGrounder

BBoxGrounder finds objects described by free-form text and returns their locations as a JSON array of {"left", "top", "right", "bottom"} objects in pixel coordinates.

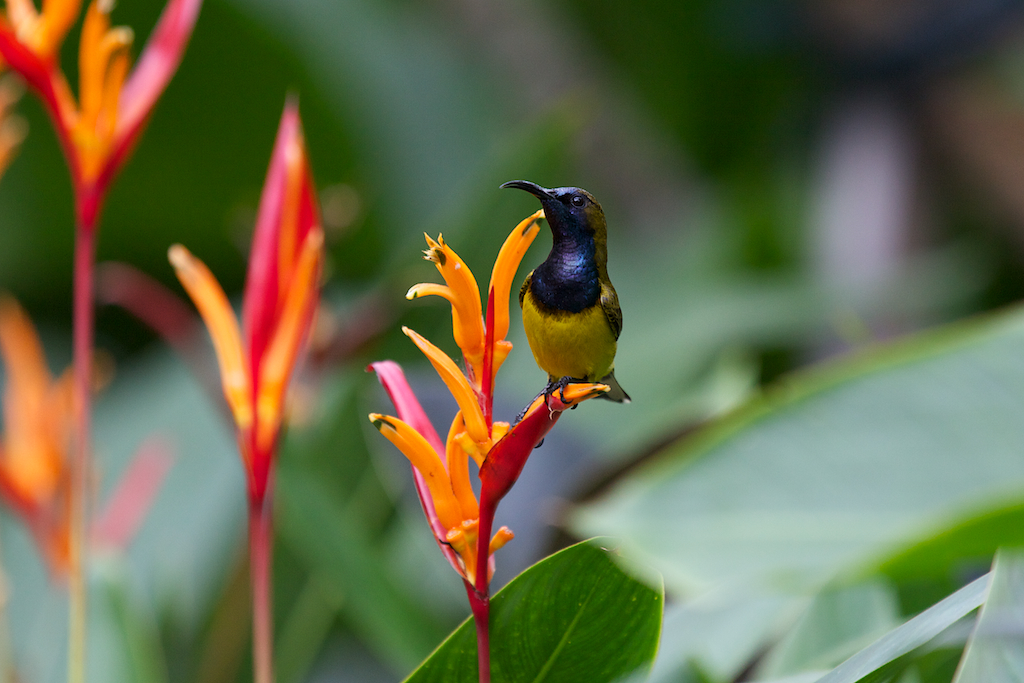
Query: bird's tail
[{"left": 598, "top": 370, "right": 630, "bottom": 403}]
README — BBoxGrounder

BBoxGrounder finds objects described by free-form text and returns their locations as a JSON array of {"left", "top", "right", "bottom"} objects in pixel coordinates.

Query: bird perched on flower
[{"left": 502, "top": 180, "right": 629, "bottom": 403}]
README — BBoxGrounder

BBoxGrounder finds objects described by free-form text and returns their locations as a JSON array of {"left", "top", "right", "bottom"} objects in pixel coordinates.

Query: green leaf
[
  {"left": 275, "top": 574, "right": 345, "bottom": 683},
  {"left": 93, "top": 557, "right": 169, "bottom": 683},
  {"left": 405, "top": 540, "right": 663, "bottom": 683},
  {"left": 952, "top": 550, "right": 1024, "bottom": 682},
  {"left": 760, "top": 581, "right": 902, "bottom": 679},
  {"left": 648, "top": 590, "right": 799, "bottom": 683},
  {"left": 276, "top": 463, "right": 448, "bottom": 671},
  {"left": 815, "top": 574, "right": 988, "bottom": 683},
  {"left": 571, "top": 306, "right": 1024, "bottom": 596}
]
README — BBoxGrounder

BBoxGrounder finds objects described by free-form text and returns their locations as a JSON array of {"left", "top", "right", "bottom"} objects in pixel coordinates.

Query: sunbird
[{"left": 501, "top": 180, "right": 630, "bottom": 403}]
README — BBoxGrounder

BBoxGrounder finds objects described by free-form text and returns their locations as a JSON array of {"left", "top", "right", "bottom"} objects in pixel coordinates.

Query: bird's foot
[
  {"left": 545, "top": 376, "right": 588, "bottom": 407},
  {"left": 514, "top": 376, "right": 588, "bottom": 425}
]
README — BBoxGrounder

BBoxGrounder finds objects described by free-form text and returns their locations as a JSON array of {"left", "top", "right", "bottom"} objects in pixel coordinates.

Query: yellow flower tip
[
  {"left": 456, "top": 431, "right": 484, "bottom": 467},
  {"left": 490, "top": 526, "right": 514, "bottom": 554},
  {"left": 491, "top": 421, "right": 510, "bottom": 442},
  {"left": 97, "top": 0, "right": 116, "bottom": 13},
  {"left": 405, "top": 283, "right": 454, "bottom": 303},
  {"left": 422, "top": 233, "right": 445, "bottom": 265},
  {"left": 109, "top": 25, "right": 133, "bottom": 47},
  {"left": 307, "top": 226, "right": 325, "bottom": 252},
  {"left": 446, "top": 527, "right": 465, "bottom": 548},
  {"left": 368, "top": 413, "right": 392, "bottom": 431},
  {"left": 167, "top": 244, "right": 191, "bottom": 269}
]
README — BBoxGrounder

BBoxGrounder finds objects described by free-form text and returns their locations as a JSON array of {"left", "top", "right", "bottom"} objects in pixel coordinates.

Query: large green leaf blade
[
  {"left": 760, "top": 581, "right": 902, "bottom": 679},
  {"left": 572, "top": 307, "right": 1024, "bottom": 596},
  {"left": 405, "top": 540, "right": 663, "bottom": 683},
  {"left": 814, "top": 574, "right": 988, "bottom": 683},
  {"left": 952, "top": 550, "right": 1024, "bottom": 682}
]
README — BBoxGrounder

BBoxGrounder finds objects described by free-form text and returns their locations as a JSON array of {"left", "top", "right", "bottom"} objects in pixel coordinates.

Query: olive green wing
[
  {"left": 518, "top": 271, "right": 533, "bottom": 309},
  {"left": 600, "top": 281, "right": 622, "bottom": 340}
]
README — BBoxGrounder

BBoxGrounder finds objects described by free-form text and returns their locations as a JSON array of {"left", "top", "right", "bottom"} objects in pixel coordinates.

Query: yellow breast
[{"left": 521, "top": 288, "right": 617, "bottom": 382}]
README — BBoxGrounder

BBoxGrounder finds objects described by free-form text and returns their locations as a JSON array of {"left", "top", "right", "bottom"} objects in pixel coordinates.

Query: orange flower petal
[
  {"left": 456, "top": 430, "right": 483, "bottom": 468},
  {"left": 76, "top": 0, "right": 133, "bottom": 180},
  {"left": 0, "top": 296, "right": 64, "bottom": 506},
  {"left": 491, "top": 339, "right": 512, "bottom": 379},
  {"left": 168, "top": 245, "right": 253, "bottom": 430},
  {"left": 38, "top": 0, "right": 82, "bottom": 57},
  {"left": 402, "top": 326, "right": 488, "bottom": 444},
  {"left": 79, "top": 2, "right": 129, "bottom": 128},
  {"left": 99, "top": 47, "right": 129, "bottom": 142},
  {"left": 422, "top": 234, "right": 485, "bottom": 383},
  {"left": 256, "top": 230, "right": 323, "bottom": 453},
  {"left": 488, "top": 210, "right": 543, "bottom": 345},
  {"left": 445, "top": 411, "right": 478, "bottom": 520},
  {"left": 489, "top": 526, "right": 514, "bottom": 554},
  {"left": 370, "top": 413, "right": 462, "bottom": 530},
  {"left": 276, "top": 131, "right": 304, "bottom": 301},
  {"left": 559, "top": 382, "right": 610, "bottom": 403},
  {"left": 6, "top": 0, "right": 41, "bottom": 44}
]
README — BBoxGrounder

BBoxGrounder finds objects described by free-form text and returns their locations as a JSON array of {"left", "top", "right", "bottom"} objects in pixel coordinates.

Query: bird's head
[{"left": 500, "top": 180, "right": 605, "bottom": 241}]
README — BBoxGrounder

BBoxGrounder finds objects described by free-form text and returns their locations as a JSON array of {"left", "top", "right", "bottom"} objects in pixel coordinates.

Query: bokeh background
[{"left": 5, "top": 0, "right": 1024, "bottom": 681}]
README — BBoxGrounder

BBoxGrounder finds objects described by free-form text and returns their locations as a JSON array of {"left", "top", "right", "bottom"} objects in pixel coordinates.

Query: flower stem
[
  {"left": 68, "top": 213, "right": 96, "bottom": 683},
  {"left": 467, "top": 586, "right": 490, "bottom": 683},
  {"left": 0, "top": 526, "right": 16, "bottom": 683},
  {"left": 249, "top": 499, "right": 274, "bottom": 683},
  {"left": 470, "top": 494, "right": 497, "bottom": 683}
]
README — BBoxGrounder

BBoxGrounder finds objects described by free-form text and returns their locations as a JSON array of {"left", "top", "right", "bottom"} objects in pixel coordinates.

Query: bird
[{"left": 501, "top": 180, "right": 630, "bottom": 403}]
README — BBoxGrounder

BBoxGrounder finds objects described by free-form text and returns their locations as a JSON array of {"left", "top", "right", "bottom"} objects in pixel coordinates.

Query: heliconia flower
[
  {"left": 370, "top": 216, "right": 609, "bottom": 587},
  {"left": 169, "top": 101, "right": 323, "bottom": 507},
  {"left": 0, "top": 0, "right": 202, "bottom": 217},
  {"left": 0, "top": 297, "right": 172, "bottom": 576},
  {"left": 0, "top": 295, "right": 74, "bottom": 574}
]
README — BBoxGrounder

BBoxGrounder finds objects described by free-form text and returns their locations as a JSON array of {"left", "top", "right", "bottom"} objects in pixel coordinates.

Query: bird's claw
[
  {"left": 514, "top": 376, "right": 590, "bottom": 425},
  {"left": 545, "top": 376, "right": 588, "bottom": 407}
]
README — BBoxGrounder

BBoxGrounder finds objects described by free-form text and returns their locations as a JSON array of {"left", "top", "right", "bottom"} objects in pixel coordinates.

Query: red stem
[
  {"left": 470, "top": 492, "right": 498, "bottom": 683},
  {"left": 68, "top": 196, "right": 98, "bottom": 683},
  {"left": 465, "top": 581, "right": 491, "bottom": 683},
  {"left": 469, "top": 288, "right": 498, "bottom": 682},
  {"left": 249, "top": 497, "right": 274, "bottom": 683}
]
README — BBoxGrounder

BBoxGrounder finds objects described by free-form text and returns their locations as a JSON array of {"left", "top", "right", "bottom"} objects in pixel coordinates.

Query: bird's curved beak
[{"left": 500, "top": 180, "right": 553, "bottom": 200}]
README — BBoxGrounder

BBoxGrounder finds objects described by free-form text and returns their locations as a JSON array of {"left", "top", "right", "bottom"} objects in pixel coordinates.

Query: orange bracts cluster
[
  {"left": 169, "top": 101, "right": 322, "bottom": 507},
  {"left": 0, "top": 0, "right": 201, "bottom": 219},
  {"left": 370, "top": 214, "right": 610, "bottom": 586},
  {"left": 0, "top": 296, "right": 74, "bottom": 574},
  {"left": 0, "top": 297, "right": 172, "bottom": 577}
]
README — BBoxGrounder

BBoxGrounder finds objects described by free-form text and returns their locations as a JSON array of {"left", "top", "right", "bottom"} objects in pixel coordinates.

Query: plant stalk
[
  {"left": 249, "top": 498, "right": 274, "bottom": 683},
  {"left": 467, "top": 586, "right": 490, "bottom": 683},
  {"left": 69, "top": 206, "right": 97, "bottom": 683},
  {"left": 471, "top": 494, "right": 498, "bottom": 683}
]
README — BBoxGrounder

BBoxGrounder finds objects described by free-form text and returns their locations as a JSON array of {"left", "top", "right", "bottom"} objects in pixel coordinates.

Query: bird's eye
[{"left": 570, "top": 194, "right": 586, "bottom": 208}]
